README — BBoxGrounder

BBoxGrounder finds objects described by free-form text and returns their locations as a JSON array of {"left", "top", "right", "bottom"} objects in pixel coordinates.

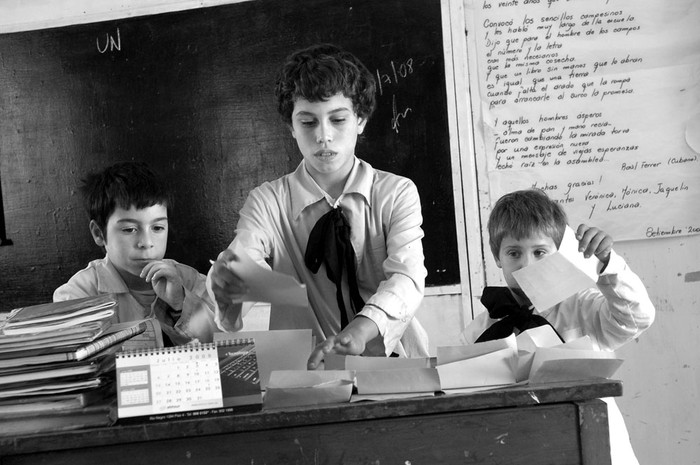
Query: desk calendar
[{"left": 115, "top": 339, "right": 261, "bottom": 419}]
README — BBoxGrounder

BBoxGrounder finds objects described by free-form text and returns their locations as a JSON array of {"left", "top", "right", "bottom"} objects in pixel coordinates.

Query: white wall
[{"left": 1, "top": 1, "right": 698, "bottom": 464}]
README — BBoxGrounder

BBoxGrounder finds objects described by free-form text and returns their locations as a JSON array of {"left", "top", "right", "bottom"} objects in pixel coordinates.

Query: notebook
[{"left": 115, "top": 338, "right": 261, "bottom": 420}]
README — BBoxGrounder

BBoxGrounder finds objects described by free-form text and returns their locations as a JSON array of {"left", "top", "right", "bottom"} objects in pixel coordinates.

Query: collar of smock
[
  {"left": 94, "top": 256, "right": 131, "bottom": 294},
  {"left": 290, "top": 155, "right": 373, "bottom": 220}
]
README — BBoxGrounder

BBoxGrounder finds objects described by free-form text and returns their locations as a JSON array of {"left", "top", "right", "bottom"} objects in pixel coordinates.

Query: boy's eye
[
  {"left": 121, "top": 227, "right": 137, "bottom": 233},
  {"left": 300, "top": 120, "right": 317, "bottom": 127},
  {"left": 332, "top": 117, "right": 346, "bottom": 124},
  {"left": 152, "top": 225, "right": 167, "bottom": 232}
]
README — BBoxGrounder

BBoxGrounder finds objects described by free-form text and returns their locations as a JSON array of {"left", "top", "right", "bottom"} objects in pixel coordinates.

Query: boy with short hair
[
  {"left": 209, "top": 43, "right": 429, "bottom": 368},
  {"left": 54, "top": 161, "right": 227, "bottom": 345},
  {"left": 462, "top": 188, "right": 655, "bottom": 465}
]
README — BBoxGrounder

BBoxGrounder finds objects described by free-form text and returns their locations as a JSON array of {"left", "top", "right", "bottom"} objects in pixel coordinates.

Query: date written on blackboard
[{"left": 376, "top": 59, "right": 415, "bottom": 134}]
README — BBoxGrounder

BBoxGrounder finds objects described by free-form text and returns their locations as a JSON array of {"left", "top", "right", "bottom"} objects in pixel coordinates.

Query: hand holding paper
[
  {"left": 512, "top": 226, "right": 598, "bottom": 312},
  {"left": 216, "top": 242, "right": 308, "bottom": 308}
]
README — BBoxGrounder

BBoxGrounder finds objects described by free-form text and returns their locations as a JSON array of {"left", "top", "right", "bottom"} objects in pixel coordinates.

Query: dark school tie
[
  {"left": 475, "top": 286, "right": 564, "bottom": 343},
  {"left": 304, "top": 206, "right": 365, "bottom": 329}
]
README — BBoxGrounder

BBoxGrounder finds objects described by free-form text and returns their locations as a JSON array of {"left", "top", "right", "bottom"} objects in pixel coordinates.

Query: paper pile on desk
[
  {"left": 524, "top": 331, "right": 623, "bottom": 384},
  {"left": 437, "top": 334, "right": 519, "bottom": 394},
  {"left": 264, "top": 370, "right": 354, "bottom": 409},
  {"left": 326, "top": 354, "right": 437, "bottom": 401}
]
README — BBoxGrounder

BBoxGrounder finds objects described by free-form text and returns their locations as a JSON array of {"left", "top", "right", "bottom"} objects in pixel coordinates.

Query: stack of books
[{"left": 0, "top": 295, "right": 149, "bottom": 435}]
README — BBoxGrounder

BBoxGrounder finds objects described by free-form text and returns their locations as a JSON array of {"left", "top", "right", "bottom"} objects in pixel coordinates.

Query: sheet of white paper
[
  {"left": 559, "top": 226, "right": 601, "bottom": 282},
  {"left": 512, "top": 250, "right": 597, "bottom": 312},
  {"left": 227, "top": 242, "right": 308, "bottom": 308},
  {"left": 515, "top": 326, "right": 564, "bottom": 382},
  {"left": 437, "top": 333, "right": 517, "bottom": 365},
  {"left": 215, "top": 329, "right": 312, "bottom": 390},
  {"left": 436, "top": 347, "right": 517, "bottom": 390},
  {"left": 355, "top": 368, "right": 441, "bottom": 395},
  {"left": 516, "top": 326, "right": 563, "bottom": 353},
  {"left": 529, "top": 358, "right": 624, "bottom": 385},
  {"left": 324, "top": 353, "right": 432, "bottom": 371},
  {"left": 264, "top": 370, "right": 354, "bottom": 409},
  {"left": 528, "top": 347, "right": 622, "bottom": 384}
]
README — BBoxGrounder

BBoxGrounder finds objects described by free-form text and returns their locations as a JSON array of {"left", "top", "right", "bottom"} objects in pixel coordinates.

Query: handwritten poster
[{"left": 465, "top": 0, "right": 700, "bottom": 241}]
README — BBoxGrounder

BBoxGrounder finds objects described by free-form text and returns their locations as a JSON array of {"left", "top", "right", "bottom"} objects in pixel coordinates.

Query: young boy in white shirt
[
  {"left": 208, "top": 44, "right": 429, "bottom": 368},
  {"left": 54, "top": 161, "right": 231, "bottom": 345},
  {"left": 462, "top": 188, "right": 655, "bottom": 465}
]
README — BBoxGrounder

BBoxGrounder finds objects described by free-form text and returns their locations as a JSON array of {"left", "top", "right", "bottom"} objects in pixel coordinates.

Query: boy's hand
[
  {"left": 307, "top": 316, "right": 379, "bottom": 370},
  {"left": 575, "top": 224, "right": 613, "bottom": 265},
  {"left": 209, "top": 249, "right": 248, "bottom": 322},
  {"left": 141, "top": 261, "right": 185, "bottom": 310}
]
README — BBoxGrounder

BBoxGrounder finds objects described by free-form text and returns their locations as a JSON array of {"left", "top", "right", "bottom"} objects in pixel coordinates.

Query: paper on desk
[
  {"left": 263, "top": 370, "right": 354, "bottom": 409},
  {"left": 227, "top": 242, "right": 308, "bottom": 308},
  {"left": 437, "top": 334, "right": 517, "bottom": 365},
  {"left": 516, "top": 325, "right": 563, "bottom": 353},
  {"left": 214, "top": 329, "right": 312, "bottom": 390},
  {"left": 355, "top": 367, "right": 440, "bottom": 395},
  {"left": 324, "top": 353, "right": 432, "bottom": 371},
  {"left": 514, "top": 326, "right": 563, "bottom": 381},
  {"left": 528, "top": 344, "right": 623, "bottom": 384},
  {"left": 512, "top": 227, "right": 598, "bottom": 312},
  {"left": 436, "top": 346, "right": 518, "bottom": 390}
]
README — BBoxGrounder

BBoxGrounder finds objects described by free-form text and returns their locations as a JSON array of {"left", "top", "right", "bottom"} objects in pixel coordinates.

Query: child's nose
[
  {"left": 316, "top": 122, "right": 334, "bottom": 144},
  {"left": 137, "top": 232, "right": 153, "bottom": 248}
]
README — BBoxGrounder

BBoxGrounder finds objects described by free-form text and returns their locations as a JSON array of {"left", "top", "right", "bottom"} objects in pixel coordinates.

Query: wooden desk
[{"left": 0, "top": 379, "right": 621, "bottom": 465}]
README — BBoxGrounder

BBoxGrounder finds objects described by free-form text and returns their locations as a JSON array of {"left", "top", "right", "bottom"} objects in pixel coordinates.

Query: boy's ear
[
  {"left": 494, "top": 257, "right": 502, "bottom": 268},
  {"left": 89, "top": 220, "right": 106, "bottom": 247},
  {"left": 357, "top": 116, "right": 368, "bottom": 134}
]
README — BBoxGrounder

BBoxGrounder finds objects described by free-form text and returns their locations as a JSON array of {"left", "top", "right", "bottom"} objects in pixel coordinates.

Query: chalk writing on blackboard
[
  {"left": 467, "top": 0, "right": 700, "bottom": 241},
  {"left": 375, "top": 58, "right": 415, "bottom": 134},
  {"left": 97, "top": 28, "right": 121, "bottom": 54}
]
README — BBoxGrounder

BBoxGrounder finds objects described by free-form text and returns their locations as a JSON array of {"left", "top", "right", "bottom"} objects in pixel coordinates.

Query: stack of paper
[
  {"left": 436, "top": 334, "right": 519, "bottom": 394},
  {"left": 520, "top": 328, "right": 623, "bottom": 384},
  {"left": 325, "top": 354, "right": 437, "bottom": 401},
  {"left": 264, "top": 370, "right": 355, "bottom": 409},
  {"left": 0, "top": 295, "right": 153, "bottom": 434}
]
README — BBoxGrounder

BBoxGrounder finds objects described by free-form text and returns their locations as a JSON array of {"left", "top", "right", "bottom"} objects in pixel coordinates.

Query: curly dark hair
[{"left": 274, "top": 43, "right": 376, "bottom": 125}]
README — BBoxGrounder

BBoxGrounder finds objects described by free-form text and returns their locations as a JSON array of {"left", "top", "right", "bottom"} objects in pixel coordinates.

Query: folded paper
[
  {"left": 355, "top": 367, "right": 440, "bottom": 395},
  {"left": 264, "top": 370, "right": 354, "bottom": 409}
]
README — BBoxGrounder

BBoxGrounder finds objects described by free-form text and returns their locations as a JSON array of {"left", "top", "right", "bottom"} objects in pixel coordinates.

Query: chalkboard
[{"left": 0, "top": 0, "right": 458, "bottom": 311}]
